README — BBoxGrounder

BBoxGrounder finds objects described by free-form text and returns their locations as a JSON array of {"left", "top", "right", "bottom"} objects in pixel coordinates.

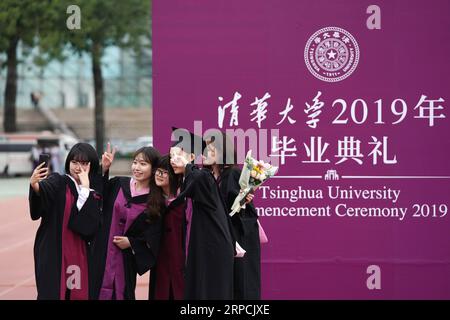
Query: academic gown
[
  {"left": 219, "top": 167, "right": 261, "bottom": 300},
  {"left": 180, "top": 164, "right": 235, "bottom": 300},
  {"left": 90, "top": 176, "right": 162, "bottom": 300},
  {"left": 28, "top": 173, "right": 102, "bottom": 300},
  {"left": 149, "top": 198, "right": 186, "bottom": 300}
]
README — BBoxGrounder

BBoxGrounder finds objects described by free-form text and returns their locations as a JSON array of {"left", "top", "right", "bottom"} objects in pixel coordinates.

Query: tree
[
  {"left": 62, "top": 0, "right": 151, "bottom": 155},
  {"left": 0, "top": 0, "right": 59, "bottom": 132}
]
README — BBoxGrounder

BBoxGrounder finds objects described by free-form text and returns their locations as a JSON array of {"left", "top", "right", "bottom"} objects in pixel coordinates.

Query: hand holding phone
[
  {"left": 30, "top": 161, "right": 49, "bottom": 193},
  {"left": 38, "top": 153, "right": 50, "bottom": 168}
]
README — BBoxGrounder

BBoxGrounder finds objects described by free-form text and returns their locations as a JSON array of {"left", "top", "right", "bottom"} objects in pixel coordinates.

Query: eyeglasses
[{"left": 155, "top": 169, "right": 169, "bottom": 177}]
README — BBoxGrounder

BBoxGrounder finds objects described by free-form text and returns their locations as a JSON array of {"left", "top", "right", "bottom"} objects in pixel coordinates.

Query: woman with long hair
[
  {"left": 90, "top": 146, "right": 163, "bottom": 300},
  {"left": 147, "top": 155, "right": 187, "bottom": 300}
]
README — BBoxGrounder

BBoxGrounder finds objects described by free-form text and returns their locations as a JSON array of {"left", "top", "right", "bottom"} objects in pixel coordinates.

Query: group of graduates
[{"left": 28, "top": 129, "right": 261, "bottom": 300}]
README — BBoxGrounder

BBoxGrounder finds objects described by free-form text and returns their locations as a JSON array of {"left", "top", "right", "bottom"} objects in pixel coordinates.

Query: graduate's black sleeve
[
  {"left": 226, "top": 169, "right": 243, "bottom": 211},
  {"left": 68, "top": 191, "right": 102, "bottom": 241},
  {"left": 128, "top": 219, "right": 163, "bottom": 275},
  {"left": 28, "top": 186, "right": 44, "bottom": 221},
  {"left": 102, "top": 171, "right": 121, "bottom": 201},
  {"left": 183, "top": 163, "right": 212, "bottom": 200},
  {"left": 89, "top": 166, "right": 108, "bottom": 196},
  {"left": 182, "top": 163, "right": 198, "bottom": 198},
  {"left": 28, "top": 173, "right": 61, "bottom": 220},
  {"left": 101, "top": 168, "right": 111, "bottom": 192}
]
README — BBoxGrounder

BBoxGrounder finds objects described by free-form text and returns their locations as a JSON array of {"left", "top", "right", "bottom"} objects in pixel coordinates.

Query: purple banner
[{"left": 153, "top": 0, "right": 450, "bottom": 299}]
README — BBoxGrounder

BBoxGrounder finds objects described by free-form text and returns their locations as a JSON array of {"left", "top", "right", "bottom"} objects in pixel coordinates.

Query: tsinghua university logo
[{"left": 304, "top": 27, "right": 360, "bottom": 82}]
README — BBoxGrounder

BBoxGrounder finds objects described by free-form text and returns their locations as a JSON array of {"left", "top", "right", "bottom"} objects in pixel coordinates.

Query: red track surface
[{"left": 0, "top": 196, "right": 149, "bottom": 300}]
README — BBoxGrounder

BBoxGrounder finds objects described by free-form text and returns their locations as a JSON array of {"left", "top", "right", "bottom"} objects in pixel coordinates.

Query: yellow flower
[{"left": 252, "top": 165, "right": 263, "bottom": 174}]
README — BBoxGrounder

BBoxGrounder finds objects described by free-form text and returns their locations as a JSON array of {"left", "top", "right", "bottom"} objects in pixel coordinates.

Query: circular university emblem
[{"left": 304, "top": 27, "right": 360, "bottom": 82}]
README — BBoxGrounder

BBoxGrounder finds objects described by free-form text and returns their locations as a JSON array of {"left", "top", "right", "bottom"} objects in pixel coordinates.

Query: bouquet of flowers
[{"left": 229, "top": 150, "right": 278, "bottom": 216}]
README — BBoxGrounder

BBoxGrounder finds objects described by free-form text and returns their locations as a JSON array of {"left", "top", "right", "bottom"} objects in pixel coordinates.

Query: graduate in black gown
[
  {"left": 28, "top": 143, "right": 103, "bottom": 300},
  {"left": 203, "top": 131, "right": 261, "bottom": 300},
  {"left": 169, "top": 128, "right": 235, "bottom": 299},
  {"left": 90, "top": 146, "right": 163, "bottom": 300}
]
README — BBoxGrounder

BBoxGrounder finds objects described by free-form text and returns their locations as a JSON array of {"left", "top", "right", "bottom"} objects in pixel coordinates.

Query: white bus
[
  {"left": 0, "top": 138, "right": 35, "bottom": 176},
  {"left": 0, "top": 133, "right": 78, "bottom": 176}
]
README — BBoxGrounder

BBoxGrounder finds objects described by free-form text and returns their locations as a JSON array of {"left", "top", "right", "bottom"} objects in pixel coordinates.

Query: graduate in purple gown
[
  {"left": 28, "top": 143, "right": 103, "bottom": 300},
  {"left": 90, "top": 146, "right": 163, "bottom": 300},
  {"left": 148, "top": 155, "right": 185, "bottom": 300}
]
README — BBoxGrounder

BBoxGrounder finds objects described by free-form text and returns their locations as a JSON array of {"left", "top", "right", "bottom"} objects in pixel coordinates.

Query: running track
[{"left": 0, "top": 194, "right": 150, "bottom": 300}]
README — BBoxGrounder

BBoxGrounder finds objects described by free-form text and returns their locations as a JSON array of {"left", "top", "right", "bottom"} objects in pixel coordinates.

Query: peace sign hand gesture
[{"left": 102, "top": 142, "right": 116, "bottom": 174}]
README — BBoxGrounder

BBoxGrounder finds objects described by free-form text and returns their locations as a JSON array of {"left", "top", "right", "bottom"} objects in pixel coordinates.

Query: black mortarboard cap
[{"left": 171, "top": 127, "right": 206, "bottom": 155}]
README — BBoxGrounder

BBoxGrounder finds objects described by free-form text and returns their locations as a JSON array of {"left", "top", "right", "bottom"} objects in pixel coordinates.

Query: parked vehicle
[{"left": 0, "top": 133, "right": 78, "bottom": 176}]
